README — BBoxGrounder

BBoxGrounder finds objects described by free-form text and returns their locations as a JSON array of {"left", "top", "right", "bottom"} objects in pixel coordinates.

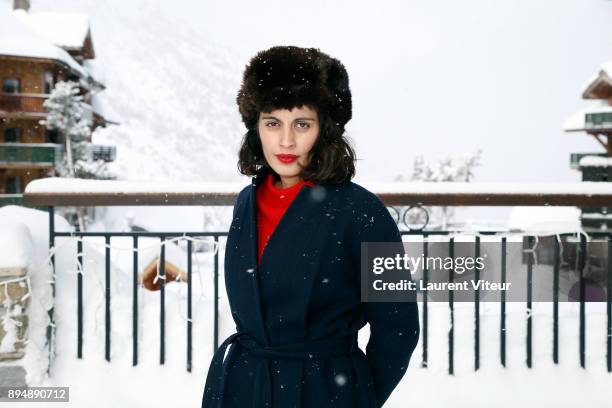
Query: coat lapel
[
  {"left": 248, "top": 173, "right": 269, "bottom": 345},
  {"left": 245, "top": 172, "right": 326, "bottom": 346}
]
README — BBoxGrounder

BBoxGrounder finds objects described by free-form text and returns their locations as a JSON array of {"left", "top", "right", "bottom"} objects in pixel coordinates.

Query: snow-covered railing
[
  {"left": 22, "top": 177, "right": 612, "bottom": 207},
  {"left": 18, "top": 176, "right": 612, "bottom": 377}
]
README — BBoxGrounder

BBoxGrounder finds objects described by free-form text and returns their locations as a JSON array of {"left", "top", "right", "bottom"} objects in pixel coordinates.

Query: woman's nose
[{"left": 279, "top": 128, "right": 296, "bottom": 147}]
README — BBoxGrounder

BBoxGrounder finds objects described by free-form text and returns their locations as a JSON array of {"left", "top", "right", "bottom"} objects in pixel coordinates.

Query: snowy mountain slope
[{"left": 21, "top": 0, "right": 248, "bottom": 182}]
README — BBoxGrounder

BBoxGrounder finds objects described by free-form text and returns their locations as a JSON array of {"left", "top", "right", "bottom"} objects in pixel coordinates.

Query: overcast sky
[
  {"left": 30, "top": 0, "right": 612, "bottom": 183},
  {"left": 28, "top": 0, "right": 612, "bottom": 223},
  {"left": 184, "top": 0, "right": 612, "bottom": 183}
]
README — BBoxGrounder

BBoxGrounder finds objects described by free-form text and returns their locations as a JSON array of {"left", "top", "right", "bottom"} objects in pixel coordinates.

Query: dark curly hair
[{"left": 237, "top": 105, "right": 357, "bottom": 185}]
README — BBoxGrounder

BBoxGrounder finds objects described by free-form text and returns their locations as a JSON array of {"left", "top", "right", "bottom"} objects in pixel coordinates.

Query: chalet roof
[
  {"left": 581, "top": 61, "right": 612, "bottom": 99},
  {"left": 0, "top": 9, "right": 87, "bottom": 77},
  {"left": 17, "top": 11, "right": 91, "bottom": 50},
  {"left": 563, "top": 103, "right": 612, "bottom": 132}
]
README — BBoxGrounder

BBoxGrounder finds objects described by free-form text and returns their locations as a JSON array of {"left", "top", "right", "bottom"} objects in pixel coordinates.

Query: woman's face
[{"left": 258, "top": 105, "right": 319, "bottom": 187}]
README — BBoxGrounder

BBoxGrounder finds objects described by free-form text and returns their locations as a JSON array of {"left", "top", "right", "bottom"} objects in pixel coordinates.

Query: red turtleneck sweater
[{"left": 256, "top": 172, "right": 315, "bottom": 265}]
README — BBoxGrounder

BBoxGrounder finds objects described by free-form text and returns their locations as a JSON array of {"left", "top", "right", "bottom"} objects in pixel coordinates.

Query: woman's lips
[{"left": 276, "top": 154, "right": 298, "bottom": 164}]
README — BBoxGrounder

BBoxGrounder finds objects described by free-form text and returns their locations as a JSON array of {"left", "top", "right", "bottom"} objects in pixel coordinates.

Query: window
[
  {"left": 4, "top": 128, "right": 22, "bottom": 143},
  {"left": 44, "top": 128, "right": 59, "bottom": 144},
  {"left": 44, "top": 71, "right": 54, "bottom": 94},
  {"left": 5, "top": 176, "right": 21, "bottom": 194},
  {"left": 2, "top": 78, "right": 20, "bottom": 93}
]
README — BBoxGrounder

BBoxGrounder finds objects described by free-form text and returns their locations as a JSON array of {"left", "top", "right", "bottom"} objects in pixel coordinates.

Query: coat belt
[{"left": 202, "top": 332, "right": 359, "bottom": 408}]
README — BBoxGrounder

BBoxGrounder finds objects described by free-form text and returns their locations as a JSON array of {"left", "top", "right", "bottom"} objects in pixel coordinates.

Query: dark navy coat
[{"left": 202, "top": 171, "right": 420, "bottom": 408}]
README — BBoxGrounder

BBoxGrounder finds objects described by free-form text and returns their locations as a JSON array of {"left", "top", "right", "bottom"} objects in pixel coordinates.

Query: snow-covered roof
[
  {"left": 17, "top": 11, "right": 91, "bottom": 49},
  {"left": 581, "top": 60, "right": 612, "bottom": 98},
  {"left": 0, "top": 9, "right": 87, "bottom": 77},
  {"left": 578, "top": 155, "right": 612, "bottom": 167},
  {"left": 563, "top": 103, "right": 612, "bottom": 132}
]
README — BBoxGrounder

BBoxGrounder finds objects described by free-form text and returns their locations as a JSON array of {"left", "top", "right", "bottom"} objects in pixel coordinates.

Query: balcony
[
  {"left": 0, "top": 93, "right": 97, "bottom": 125},
  {"left": 585, "top": 111, "right": 612, "bottom": 132},
  {"left": 17, "top": 177, "right": 612, "bottom": 379},
  {"left": 569, "top": 152, "right": 610, "bottom": 169},
  {"left": 0, "top": 193, "right": 22, "bottom": 206},
  {"left": 0, "top": 143, "right": 63, "bottom": 169},
  {"left": 0, "top": 92, "right": 49, "bottom": 118},
  {"left": 90, "top": 144, "right": 116, "bottom": 162}
]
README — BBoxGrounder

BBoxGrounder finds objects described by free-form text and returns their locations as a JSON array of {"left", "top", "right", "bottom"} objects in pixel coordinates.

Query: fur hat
[{"left": 236, "top": 45, "right": 352, "bottom": 129}]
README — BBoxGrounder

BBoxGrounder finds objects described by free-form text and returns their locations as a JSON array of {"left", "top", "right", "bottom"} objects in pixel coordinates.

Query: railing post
[
  {"left": 421, "top": 235, "right": 428, "bottom": 368},
  {"left": 160, "top": 236, "right": 166, "bottom": 365},
  {"left": 579, "top": 233, "right": 586, "bottom": 369},
  {"left": 607, "top": 236, "right": 612, "bottom": 373},
  {"left": 105, "top": 235, "right": 111, "bottom": 361},
  {"left": 214, "top": 235, "right": 219, "bottom": 352},
  {"left": 474, "top": 236, "right": 480, "bottom": 371},
  {"left": 448, "top": 237, "right": 455, "bottom": 375},
  {"left": 47, "top": 206, "right": 56, "bottom": 375},
  {"left": 500, "top": 237, "right": 506, "bottom": 367},
  {"left": 187, "top": 239, "right": 193, "bottom": 372},
  {"left": 77, "top": 238, "right": 83, "bottom": 359},
  {"left": 526, "top": 235, "right": 533, "bottom": 369},
  {"left": 132, "top": 235, "right": 139, "bottom": 366},
  {"left": 553, "top": 237, "right": 560, "bottom": 364}
]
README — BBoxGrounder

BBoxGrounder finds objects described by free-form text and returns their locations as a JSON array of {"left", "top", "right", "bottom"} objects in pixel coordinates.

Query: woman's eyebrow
[{"left": 261, "top": 116, "right": 316, "bottom": 121}]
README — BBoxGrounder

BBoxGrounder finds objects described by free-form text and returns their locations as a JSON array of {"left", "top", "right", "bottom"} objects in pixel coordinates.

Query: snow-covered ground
[{"left": 1, "top": 205, "right": 611, "bottom": 407}]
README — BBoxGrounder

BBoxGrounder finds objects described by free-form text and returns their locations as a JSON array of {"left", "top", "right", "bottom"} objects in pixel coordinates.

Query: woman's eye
[
  {"left": 296, "top": 122, "right": 310, "bottom": 129},
  {"left": 266, "top": 122, "right": 278, "bottom": 127}
]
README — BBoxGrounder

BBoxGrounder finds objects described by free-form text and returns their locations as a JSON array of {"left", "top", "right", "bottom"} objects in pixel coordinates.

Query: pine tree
[
  {"left": 40, "top": 81, "right": 115, "bottom": 231},
  {"left": 40, "top": 81, "right": 113, "bottom": 180}
]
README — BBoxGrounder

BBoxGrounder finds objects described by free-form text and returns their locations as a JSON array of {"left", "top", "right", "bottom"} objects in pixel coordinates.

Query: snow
[
  {"left": 17, "top": 11, "right": 91, "bottom": 50},
  {"left": 0, "top": 223, "right": 32, "bottom": 269},
  {"left": 0, "top": 9, "right": 87, "bottom": 77},
  {"left": 25, "top": 176, "right": 247, "bottom": 194},
  {"left": 0, "top": 206, "right": 72, "bottom": 386},
  {"left": 563, "top": 103, "right": 612, "bottom": 132},
  {"left": 23, "top": 177, "right": 612, "bottom": 196},
  {"left": 0, "top": 310, "right": 18, "bottom": 353},
  {"left": 25, "top": 0, "right": 246, "bottom": 182},
  {"left": 578, "top": 155, "right": 612, "bottom": 167},
  {"left": 507, "top": 206, "right": 581, "bottom": 233},
  {"left": 1, "top": 205, "right": 611, "bottom": 407},
  {"left": 3, "top": 0, "right": 612, "bottom": 405}
]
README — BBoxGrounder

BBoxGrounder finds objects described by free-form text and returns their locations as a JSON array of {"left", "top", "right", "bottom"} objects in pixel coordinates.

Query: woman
[{"left": 202, "top": 46, "right": 419, "bottom": 408}]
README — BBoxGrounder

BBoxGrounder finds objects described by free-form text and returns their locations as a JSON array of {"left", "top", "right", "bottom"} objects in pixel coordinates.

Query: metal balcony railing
[
  {"left": 0, "top": 143, "right": 63, "bottom": 167},
  {"left": 585, "top": 111, "right": 612, "bottom": 131},
  {"left": 90, "top": 144, "right": 116, "bottom": 162},
  {"left": 20, "top": 179, "right": 612, "bottom": 376}
]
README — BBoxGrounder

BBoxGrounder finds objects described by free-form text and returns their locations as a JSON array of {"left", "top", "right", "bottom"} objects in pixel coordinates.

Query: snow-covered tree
[
  {"left": 396, "top": 149, "right": 483, "bottom": 230},
  {"left": 40, "top": 81, "right": 115, "bottom": 231},
  {"left": 40, "top": 81, "right": 113, "bottom": 180}
]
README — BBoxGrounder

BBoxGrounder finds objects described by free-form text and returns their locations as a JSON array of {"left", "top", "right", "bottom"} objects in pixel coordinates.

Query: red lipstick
[{"left": 276, "top": 154, "right": 298, "bottom": 164}]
